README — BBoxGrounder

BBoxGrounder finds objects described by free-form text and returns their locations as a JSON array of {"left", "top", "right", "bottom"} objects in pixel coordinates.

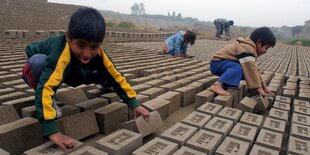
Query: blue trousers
[{"left": 210, "top": 60, "right": 244, "bottom": 87}]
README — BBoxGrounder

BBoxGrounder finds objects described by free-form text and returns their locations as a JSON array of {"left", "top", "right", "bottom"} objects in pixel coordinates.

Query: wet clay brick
[
  {"left": 196, "top": 102, "right": 223, "bottom": 116},
  {"left": 132, "top": 137, "right": 178, "bottom": 155},
  {"left": 181, "top": 111, "right": 212, "bottom": 129}
]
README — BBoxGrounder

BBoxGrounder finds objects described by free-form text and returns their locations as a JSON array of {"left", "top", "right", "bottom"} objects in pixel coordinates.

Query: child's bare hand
[
  {"left": 257, "top": 87, "right": 268, "bottom": 97},
  {"left": 48, "top": 132, "right": 76, "bottom": 150},
  {"left": 264, "top": 88, "right": 275, "bottom": 97},
  {"left": 133, "top": 106, "right": 150, "bottom": 122}
]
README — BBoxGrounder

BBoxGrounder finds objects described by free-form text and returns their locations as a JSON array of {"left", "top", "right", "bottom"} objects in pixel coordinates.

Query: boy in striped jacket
[{"left": 22, "top": 7, "right": 150, "bottom": 150}]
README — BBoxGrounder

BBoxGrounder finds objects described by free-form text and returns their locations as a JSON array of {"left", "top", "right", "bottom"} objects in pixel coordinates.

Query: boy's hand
[
  {"left": 264, "top": 87, "right": 275, "bottom": 97},
  {"left": 48, "top": 132, "right": 76, "bottom": 150},
  {"left": 257, "top": 87, "right": 268, "bottom": 97},
  {"left": 133, "top": 106, "right": 150, "bottom": 122}
]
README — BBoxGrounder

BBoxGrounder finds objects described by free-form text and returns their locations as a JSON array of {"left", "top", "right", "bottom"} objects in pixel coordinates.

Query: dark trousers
[{"left": 214, "top": 20, "right": 223, "bottom": 37}]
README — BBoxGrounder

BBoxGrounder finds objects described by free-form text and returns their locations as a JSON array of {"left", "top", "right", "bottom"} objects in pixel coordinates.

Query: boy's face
[
  {"left": 256, "top": 42, "right": 271, "bottom": 57},
  {"left": 67, "top": 35, "right": 102, "bottom": 64}
]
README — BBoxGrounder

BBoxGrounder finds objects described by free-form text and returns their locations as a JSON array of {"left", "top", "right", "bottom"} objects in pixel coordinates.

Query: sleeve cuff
[
  {"left": 42, "top": 120, "right": 59, "bottom": 137},
  {"left": 127, "top": 98, "right": 141, "bottom": 109}
]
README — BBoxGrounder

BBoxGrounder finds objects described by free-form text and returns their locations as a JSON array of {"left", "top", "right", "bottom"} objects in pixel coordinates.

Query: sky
[{"left": 48, "top": 0, "right": 310, "bottom": 27}]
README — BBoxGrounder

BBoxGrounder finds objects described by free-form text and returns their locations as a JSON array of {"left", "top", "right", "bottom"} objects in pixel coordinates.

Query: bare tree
[
  {"left": 139, "top": 3, "right": 145, "bottom": 15},
  {"left": 130, "top": 3, "right": 139, "bottom": 15}
]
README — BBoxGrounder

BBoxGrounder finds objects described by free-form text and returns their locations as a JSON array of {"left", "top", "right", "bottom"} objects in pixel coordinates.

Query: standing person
[
  {"left": 22, "top": 7, "right": 150, "bottom": 150},
  {"left": 209, "top": 27, "right": 276, "bottom": 97},
  {"left": 161, "top": 30, "right": 196, "bottom": 57},
  {"left": 214, "top": 18, "right": 234, "bottom": 39}
]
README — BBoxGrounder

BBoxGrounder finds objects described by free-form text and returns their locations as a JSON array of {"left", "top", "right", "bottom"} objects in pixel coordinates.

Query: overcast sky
[{"left": 48, "top": 0, "right": 310, "bottom": 27}]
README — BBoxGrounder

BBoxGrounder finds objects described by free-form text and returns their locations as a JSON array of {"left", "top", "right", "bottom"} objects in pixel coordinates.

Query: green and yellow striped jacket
[{"left": 26, "top": 34, "right": 140, "bottom": 136}]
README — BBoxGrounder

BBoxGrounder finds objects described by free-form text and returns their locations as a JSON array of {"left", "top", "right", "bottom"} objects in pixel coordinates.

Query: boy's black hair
[
  {"left": 68, "top": 7, "right": 106, "bottom": 42},
  {"left": 184, "top": 31, "right": 196, "bottom": 45},
  {"left": 250, "top": 27, "right": 276, "bottom": 47}
]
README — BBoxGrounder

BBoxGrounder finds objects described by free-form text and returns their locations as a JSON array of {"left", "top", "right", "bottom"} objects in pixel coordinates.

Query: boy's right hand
[
  {"left": 48, "top": 132, "right": 76, "bottom": 150},
  {"left": 257, "top": 87, "right": 268, "bottom": 97}
]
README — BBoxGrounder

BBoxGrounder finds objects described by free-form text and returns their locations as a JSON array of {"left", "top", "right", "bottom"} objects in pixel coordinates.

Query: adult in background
[{"left": 214, "top": 18, "right": 234, "bottom": 39}]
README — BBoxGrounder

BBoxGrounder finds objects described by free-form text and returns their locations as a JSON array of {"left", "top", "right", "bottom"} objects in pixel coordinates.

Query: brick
[
  {"left": 288, "top": 136, "right": 310, "bottom": 155},
  {"left": 85, "top": 88, "right": 104, "bottom": 99},
  {"left": 226, "top": 88, "right": 241, "bottom": 108},
  {"left": 1, "top": 96, "right": 35, "bottom": 117},
  {"left": 172, "top": 146, "right": 207, "bottom": 155},
  {"left": 215, "top": 137, "right": 249, "bottom": 155},
  {"left": 140, "top": 88, "right": 165, "bottom": 99},
  {"left": 239, "top": 112, "right": 264, "bottom": 128},
  {"left": 142, "top": 98, "right": 170, "bottom": 120},
  {"left": 24, "top": 141, "right": 84, "bottom": 155},
  {"left": 100, "top": 92, "right": 121, "bottom": 103},
  {"left": 181, "top": 111, "right": 212, "bottom": 129},
  {"left": 0, "top": 105, "right": 20, "bottom": 125},
  {"left": 236, "top": 96, "right": 257, "bottom": 112},
  {"left": 262, "top": 117, "right": 286, "bottom": 133},
  {"left": 68, "top": 146, "right": 108, "bottom": 155},
  {"left": 282, "top": 89, "right": 296, "bottom": 100},
  {"left": 294, "top": 99, "right": 310, "bottom": 108},
  {"left": 255, "top": 129, "right": 283, "bottom": 151},
  {"left": 275, "top": 95, "right": 291, "bottom": 104},
  {"left": 299, "top": 92, "right": 310, "bottom": 102},
  {"left": 159, "top": 82, "right": 182, "bottom": 92},
  {"left": 229, "top": 123, "right": 258, "bottom": 146},
  {"left": 120, "top": 111, "right": 163, "bottom": 137},
  {"left": 217, "top": 107, "right": 242, "bottom": 124},
  {"left": 197, "top": 102, "right": 223, "bottom": 116},
  {"left": 188, "top": 81, "right": 205, "bottom": 93},
  {"left": 185, "top": 130, "right": 222, "bottom": 155},
  {"left": 160, "top": 122, "right": 198, "bottom": 148},
  {"left": 174, "top": 79, "right": 192, "bottom": 86},
  {"left": 157, "top": 91, "right": 181, "bottom": 115},
  {"left": 55, "top": 88, "right": 88, "bottom": 105},
  {"left": 0, "top": 148, "right": 9, "bottom": 155},
  {"left": 175, "top": 86, "right": 196, "bottom": 107},
  {"left": 95, "top": 102, "right": 128, "bottom": 135},
  {"left": 194, "top": 89, "right": 215, "bottom": 109},
  {"left": 161, "top": 76, "right": 177, "bottom": 83},
  {"left": 294, "top": 105, "right": 310, "bottom": 116},
  {"left": 135, "top": 94, "right": 150, "bottom": 104},
  {"left": 132, "top": 137, "right": 178, "bottom": 155},
  {"left": 0, "top": 117, "right": 44, "bottom": 155},
  {"left": 95, "top": 129, "right": 142, "bottom": 155},
  {"left": 273, "top": 101, "right": 290, "bottom": 112},
  {"left": 203, "top": 117, "right": 234, "bottom": 138},
  {"left": 145, "top": 79, "right": 166, "bottom": 87},
  {"left": 130, "top": 77, "right": 153, "bottom": 85},
  {"left": 252, "top": 95, "right": 269, "bottom": 113},
  {"left": 213, "top": 95, "right": 233, "bottom": 107},
  {"left": 290, "top": 123, "right": 310, "bottom": 140},
  {"left": 59, "top": 111, "right": 99, "bottom": 140},
  {"left": 21, "top": 105, "right": 36, "bottom": 118},
  {"left": 59, "top": 105, "right": 80, "bottom": 117},
  {"left": 292, "top": 113, "right": 310, "bottom": 127},
  {"left": 132, "top": 84, "right": 152, "bottom": 93},
  {"left": 249, "top": 144, "right": 279, "bottom": 155},
  {"left": 268, "top": 108, "right": 289, "bottom": 121},
  {"left": 74, "top": 97, "right": 109, "bottom": 111},
  {"left": 198, "top": 78, "right": 216, "bottom": 89}
]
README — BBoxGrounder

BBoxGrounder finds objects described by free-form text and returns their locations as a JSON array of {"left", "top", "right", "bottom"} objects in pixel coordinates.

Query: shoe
[
  {"left": 52, "top": 100, "right": 62, "bottom": 118},
  {"left": 215, "top": 35, "right": 222, "bottom": 38}
]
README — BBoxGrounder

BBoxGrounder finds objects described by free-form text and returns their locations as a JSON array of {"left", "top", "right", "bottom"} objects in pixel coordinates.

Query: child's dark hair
[
  {"left": 184, "top": 31, "right": 196, "bottom": 46},
  {"left": 68, "top": 7, "right": 106, "bottom": 42},
  {"left": 250, "top": 27, "right": 276, "bottom": 47}
]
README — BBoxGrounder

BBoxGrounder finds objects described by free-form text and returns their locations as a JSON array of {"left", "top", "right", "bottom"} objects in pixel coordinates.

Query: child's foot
[{"left": 210, "top": 84, "right": 231, "bottom": 96}]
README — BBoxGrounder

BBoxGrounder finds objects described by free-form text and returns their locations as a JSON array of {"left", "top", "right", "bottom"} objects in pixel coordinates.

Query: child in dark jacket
[
  {"left": 22, "top": 7, "right": 150, "bottom": 150},
  {"left": 209, "top": 27, "right": 276, "bottom": 97}
]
